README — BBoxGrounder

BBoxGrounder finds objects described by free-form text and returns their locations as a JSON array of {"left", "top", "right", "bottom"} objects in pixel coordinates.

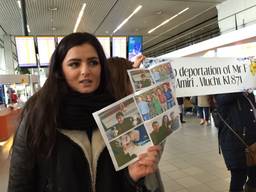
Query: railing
[{"left": 218, "top": 4, "right": 256, "bottom": 33}]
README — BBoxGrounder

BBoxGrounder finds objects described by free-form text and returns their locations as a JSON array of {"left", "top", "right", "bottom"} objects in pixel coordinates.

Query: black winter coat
[
  {"left": 8, "top": 119, "right": 147, "bottom": 192},
  {"left": 176, "top": 97, "right": 184, "bottom": 105},
  {"left": 215, "top": 93, "right": 256, "bottom": 170}
]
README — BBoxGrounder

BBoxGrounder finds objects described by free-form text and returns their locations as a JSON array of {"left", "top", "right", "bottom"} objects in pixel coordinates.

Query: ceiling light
[
  {"left": 155, "top": 10, "right": 163, "bottom": 15},
  {"left": 112, "top": 5, "right": 142, "bottom": 34},
  {"left": 52, "top": 27, "right": 56, "bottom": 31},
  {"left": 49, "top": 7, "right": 58, "bottom": 11},
  {"left": 148, "top": 7, "right": 189, "bottom": 34},
  {"left": 17, "top": 0, "right": 21, "bottom": 9},
  {"left": 73, "top": 3, "right": 86, "bottom": 32},
  {"left": 27, "top": 25, "right": 30, "bottom": 33}
]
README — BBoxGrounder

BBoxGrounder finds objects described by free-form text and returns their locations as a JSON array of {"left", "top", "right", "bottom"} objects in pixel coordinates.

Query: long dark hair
[
  {"left": 107, "top": 57, "right": 133, "bottom": 100},
  {"left": 21, "top": 32, "right": 109, "bottom": 157}
]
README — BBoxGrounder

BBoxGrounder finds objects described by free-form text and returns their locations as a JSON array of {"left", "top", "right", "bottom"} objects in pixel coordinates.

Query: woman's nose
[{"left": 81, "top": 63, "right": 89, "bottom": 76}]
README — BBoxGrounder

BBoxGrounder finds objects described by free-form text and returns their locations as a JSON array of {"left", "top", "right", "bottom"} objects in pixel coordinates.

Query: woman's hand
[
  {"left": 128, "top": 145, "right": 161, "bottom": 182},
  {"left": 243, "top": 89, "right": 253, "bottom": 96},
  {"left": 133, "top": 55, "right": 146, "bottom": 68}
]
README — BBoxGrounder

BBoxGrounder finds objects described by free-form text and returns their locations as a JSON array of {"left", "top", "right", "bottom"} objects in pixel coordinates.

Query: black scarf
[{"left": 58, "top": 90, "right": 115, "bottom": 140}]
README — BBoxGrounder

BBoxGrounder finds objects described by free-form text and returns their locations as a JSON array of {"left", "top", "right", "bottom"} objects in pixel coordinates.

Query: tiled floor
[
  {"left": 0, "top": 115, "right": 230, "bottom": 192},
  {"left": 159, "top": 115, "right": 230, "bottom": 192}
]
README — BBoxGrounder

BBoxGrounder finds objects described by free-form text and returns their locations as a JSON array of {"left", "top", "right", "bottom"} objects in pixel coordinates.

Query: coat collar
[{"left": 59, "top": 129, "right": 105, "bottom": 192}]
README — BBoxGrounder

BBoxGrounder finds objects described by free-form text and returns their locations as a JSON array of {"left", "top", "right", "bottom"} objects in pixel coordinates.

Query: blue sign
[{"left": 128, "top": 36, "right": 142, "bottom": 62}]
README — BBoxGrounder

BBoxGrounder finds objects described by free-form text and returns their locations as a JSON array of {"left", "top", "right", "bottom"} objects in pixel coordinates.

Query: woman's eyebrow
[
  {"left": 87, "top": 56, "right": 99, "bottom": 60},
  {"left": 67, "top": 58, "right": 81, "bottom": 62}
]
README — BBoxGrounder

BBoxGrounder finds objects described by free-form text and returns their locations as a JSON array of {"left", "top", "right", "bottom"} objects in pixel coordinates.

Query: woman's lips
[{"left": 79, "top": 79, "right": 92, "bottom": 85}]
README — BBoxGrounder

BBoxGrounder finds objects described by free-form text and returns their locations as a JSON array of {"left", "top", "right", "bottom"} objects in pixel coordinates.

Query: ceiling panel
[
  {"left": 143, "top": 5, "right": 218, "bottom": 51},
  {"left": 0, "top": 0, "right": 226, "bottom": 56},
  {"left": 0, "top": 0, "right": 23, "bottom": 35}
]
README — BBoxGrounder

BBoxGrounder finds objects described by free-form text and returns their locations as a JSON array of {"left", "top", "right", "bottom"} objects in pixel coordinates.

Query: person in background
[
  {"left": 197, "top": 95, "right": 210, "bottom": 125},
  {"left": 108, "top": 56, "right": 165, "bottom": 192},
  {"left": 107, "top": 55, "right": 144, "bottom": 99},
  {"left": 8, "top": 32, "right": 160, "bottom": 192},
  {"left": 214, "top": 92, "right": 256, "bottom": 192},
  {"left": 176, "top": 97, "right": 186, "bottom": 123},
  {"left": 190, "top": 96, "right": 198, "bottom": 116},
  {"left": 7, "top": 88, "right": 18, "bottom": 104},
  {"left": 11, "top": 91, "right": 18, "bottom": 104}
]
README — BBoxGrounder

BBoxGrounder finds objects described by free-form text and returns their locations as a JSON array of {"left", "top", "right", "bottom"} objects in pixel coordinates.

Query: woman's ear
[{"left": 54, "top": 69, "right": 65, "bottom": 80}]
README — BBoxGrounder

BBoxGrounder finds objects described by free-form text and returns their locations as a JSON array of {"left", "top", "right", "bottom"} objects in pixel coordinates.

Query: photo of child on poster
[
  {"left": 98, "top": 97, "right": 142, "bottom": 141},
  {"left": 110, "top": 125, "right": 152, "bottom": 167}
]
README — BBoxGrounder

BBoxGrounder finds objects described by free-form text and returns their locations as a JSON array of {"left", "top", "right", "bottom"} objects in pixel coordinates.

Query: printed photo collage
[
  {"left": 93, "top": 61, "right": 181, "bottom": 170},
  {"left": 93, "top": 81, "right": 179, "bottom": 170}
]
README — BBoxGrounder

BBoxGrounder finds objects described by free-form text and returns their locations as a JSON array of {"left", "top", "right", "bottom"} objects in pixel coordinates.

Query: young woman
[
  {"left": 8, "top": 33, "right": 160, "bottom": 192},
  {"left": 107, "top": 56, "right": 144, "bottom": 100}
]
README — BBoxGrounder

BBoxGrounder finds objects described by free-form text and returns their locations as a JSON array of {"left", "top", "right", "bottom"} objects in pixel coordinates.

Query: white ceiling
[{"left": 0, "top": 0, "right": 226, "bottom": 56}]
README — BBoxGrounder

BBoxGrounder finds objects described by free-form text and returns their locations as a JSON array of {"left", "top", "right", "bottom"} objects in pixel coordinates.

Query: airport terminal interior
[{"left": 1, "top": 0, "right": 256, "bottom": 191}]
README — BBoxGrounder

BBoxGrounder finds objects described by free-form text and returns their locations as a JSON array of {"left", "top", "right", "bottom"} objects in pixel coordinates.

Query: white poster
[
  {"left": 141, "top": 57, "right": 256, "bottom": 97},
  {"left": 172, "top": 57, "right": 256, "bottom": 97}
]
